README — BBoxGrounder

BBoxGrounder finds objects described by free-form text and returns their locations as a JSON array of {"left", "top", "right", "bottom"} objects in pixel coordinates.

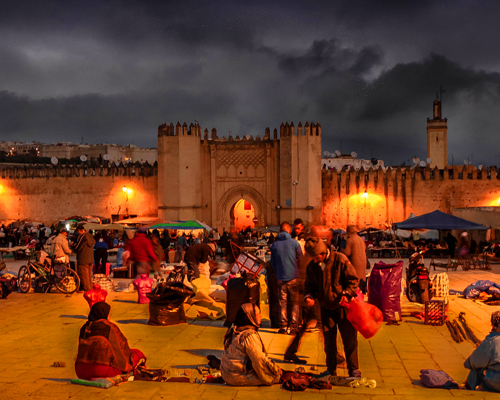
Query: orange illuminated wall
[
  {"left": 0, "top": 183, "right": 20, "bottom": 221},
  {"left": 0, "top": 164, "right": 158, "bottom": 224},
  {"left": 322, "top": 165, "right": 500, "bottom": 229}
]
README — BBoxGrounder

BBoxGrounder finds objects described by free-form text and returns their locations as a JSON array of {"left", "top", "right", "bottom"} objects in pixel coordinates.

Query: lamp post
[{"left": 122, "top": 185, "right": 132, "bottom": 215}]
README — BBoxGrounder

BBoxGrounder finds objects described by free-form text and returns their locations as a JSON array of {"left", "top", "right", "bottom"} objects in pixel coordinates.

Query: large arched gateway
[
  {"left": 218, "top": 185, "right": 266, "bottom": 230},
  {"left": 157, "top": 121, "right": 322, "bottom": 231}
]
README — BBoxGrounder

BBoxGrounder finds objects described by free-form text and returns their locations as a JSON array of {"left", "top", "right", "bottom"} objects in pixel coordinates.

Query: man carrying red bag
[{"left": 304, "top": 237, "right": 360, "bottom": 378}]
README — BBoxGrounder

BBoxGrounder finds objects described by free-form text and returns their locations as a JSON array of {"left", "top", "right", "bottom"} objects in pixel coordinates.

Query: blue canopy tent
[{"left": 394, "top": 210, "right": 487, "bottom": 231}]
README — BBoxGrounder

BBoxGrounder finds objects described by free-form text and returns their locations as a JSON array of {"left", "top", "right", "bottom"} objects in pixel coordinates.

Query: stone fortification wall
[
  {"left": 0, "top": 163, "right": 158, "bottom": 224},
  {"left": 157, "top": 121, "right": 323, "bottom": 230},
  {"left": 322, "top": 165, "right": 500, "bottom": 229}
]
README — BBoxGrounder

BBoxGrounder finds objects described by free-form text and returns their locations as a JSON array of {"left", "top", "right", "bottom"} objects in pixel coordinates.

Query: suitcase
[{"left": 225, "top": 275, "right": 260, "bottom": 327}]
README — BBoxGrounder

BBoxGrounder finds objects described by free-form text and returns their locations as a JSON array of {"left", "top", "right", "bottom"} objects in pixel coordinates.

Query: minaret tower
[{"left": 426, "top": 93, "right": 448, "bottom": 169}]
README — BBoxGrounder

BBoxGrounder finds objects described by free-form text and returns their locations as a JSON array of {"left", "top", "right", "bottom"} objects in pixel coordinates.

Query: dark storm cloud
[
  {"left": 2, "top": 0, "right": 500, "bottom": 165},
  {"left": 0, "top": 89, "right": 238, "bottom": 147}
]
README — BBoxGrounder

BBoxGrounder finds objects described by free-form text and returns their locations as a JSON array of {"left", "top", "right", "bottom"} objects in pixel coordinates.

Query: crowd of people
[{"left": 3, "top": 218, "right": 500, "bottom": 392}]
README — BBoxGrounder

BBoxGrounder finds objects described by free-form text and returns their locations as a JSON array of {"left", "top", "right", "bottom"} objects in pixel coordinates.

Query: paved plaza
[{"left": 1, "top": 257, "right": 500, "bottom": 399}]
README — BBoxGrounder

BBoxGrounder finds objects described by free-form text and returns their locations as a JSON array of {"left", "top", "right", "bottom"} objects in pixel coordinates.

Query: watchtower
[{"left": 427, "top": 97, "right": 448, "bottom": 169}]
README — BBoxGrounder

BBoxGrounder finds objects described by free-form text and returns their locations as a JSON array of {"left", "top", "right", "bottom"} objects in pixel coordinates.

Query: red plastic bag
[{"left": 343, "top": 293, "right": 383, "bottom": 339}]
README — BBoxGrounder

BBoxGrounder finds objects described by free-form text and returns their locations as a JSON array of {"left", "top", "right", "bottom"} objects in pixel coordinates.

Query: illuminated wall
[
  {"left": 0, "top": 164, "right": 157, "bottom": 224},
  {"left": 322, "top": 165, "right": 500, "bottom": 229}
]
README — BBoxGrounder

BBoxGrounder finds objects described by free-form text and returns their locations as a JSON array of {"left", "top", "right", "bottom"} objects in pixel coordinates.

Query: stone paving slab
[{"left": 1, "top": 257, "right": 500, "bottom": 398}]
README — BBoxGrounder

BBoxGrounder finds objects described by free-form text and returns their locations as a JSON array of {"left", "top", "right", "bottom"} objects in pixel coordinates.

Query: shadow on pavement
[
  {"left": 187, "top": 320, "right": 228, "bottom": 328},
  {"left": 117, "top": 319, "right": 150, "bottom": 325},
  {"left": 112, "top": 299, "right": 137, "bottom": 304},
  {"left": 404, "top": 320, "right": 425, "bottom": 325},
  {"left": 59, "top": 315, "right": 87, "bottom": 319},
  {"left": 185, "top": 349, "right": 223, "bottom": 359}
]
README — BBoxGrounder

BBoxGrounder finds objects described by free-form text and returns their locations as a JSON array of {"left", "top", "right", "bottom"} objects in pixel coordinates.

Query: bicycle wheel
[
  {"left": 53, "top": 267, "right": 80, "bottom": 294},
  {"left": 17, "top": 266, "right": 32, "bottom": 293}
]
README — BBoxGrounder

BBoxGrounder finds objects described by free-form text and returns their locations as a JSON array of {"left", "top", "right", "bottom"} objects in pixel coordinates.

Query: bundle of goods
[
  {"left": 147, "top": 267, "right": 194, "bottom": 326},
  {"left": 368, "top": 261, "right": 403, "bottom": 324},
  {"left": 463, "top": 280, "right": 500, "bottom": 305},
  {"left": 93, "top": 274, "right": 114, "bottom": 293},
  {"left": 0, "top": 277, "right": 16, "bottom": 299}
]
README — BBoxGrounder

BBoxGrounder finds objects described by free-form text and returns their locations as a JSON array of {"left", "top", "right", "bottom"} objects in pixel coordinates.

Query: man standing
[
  {"left": 174, "top": 233, "right": 187, "bottom": 263},
  {"left": 183, "top": 242, "right": 215, "bottom": 279},
  {"left": 151, "top": 235, "right": 165, "bottom": 275},
  {"left": 304, "top": 237, "right": 360, "bottom": 378},
  {"left": 445, "top": 231, "right": 457, "bottom": 258},
  {"left": 74, "top": 223, "right": 96, "bottom": 292},
  {"left": 271, "top": 222, "right": 303, "bottom": 335},
  {"left": 343, "top": 225, "right": 367, "bottom": 292},
  {"left": 126, "top": 228, "right": 158, "bottom": 278},
  {"left": 93, "top": 235, "right": 109, "bottom": 274},
  {"left": 52, "top": 229, "right": 72, "bottom": 264}
]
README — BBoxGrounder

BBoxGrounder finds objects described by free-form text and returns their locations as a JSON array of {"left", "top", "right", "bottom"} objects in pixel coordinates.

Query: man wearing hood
[{"left": 270, "top": 222, "right": 303, "bottom": 335}]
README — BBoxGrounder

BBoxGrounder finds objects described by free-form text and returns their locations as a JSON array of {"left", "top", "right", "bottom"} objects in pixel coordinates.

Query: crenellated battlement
[
  {"left": 321, "top": 165, "right": 498, "bottom": 181},
  {"left": 158, "top": 121, "right": 321, "bottom": 141},
  {"left": 321, "top": 163, "right": 500, "bottom": 229},
  {"left": 0, "top": 162, "right": 158, "bottom": 179}
]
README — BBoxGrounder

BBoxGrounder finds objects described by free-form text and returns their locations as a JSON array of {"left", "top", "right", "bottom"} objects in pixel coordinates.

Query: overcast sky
[{"left": 1, "top": 0, "right": 500, "bottom": 165}]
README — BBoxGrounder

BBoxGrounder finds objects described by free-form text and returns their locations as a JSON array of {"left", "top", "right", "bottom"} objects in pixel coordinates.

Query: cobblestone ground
[{"left": 1, "top": 257, "right": 500, "bottom": 399}]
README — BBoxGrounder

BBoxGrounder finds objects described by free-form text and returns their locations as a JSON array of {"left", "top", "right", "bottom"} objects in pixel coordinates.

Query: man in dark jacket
[
  {"left": 183, "top": 242, "right": 215, "bottom": 279},
  {"left": 304, "top": 237, "right": 360, "bottom": 378},
  {"left": 74, "top": 223, "right": 96, "bottom": 292},
  {"left": 271, "top": 222, "right": 303, "bottom": 334}
]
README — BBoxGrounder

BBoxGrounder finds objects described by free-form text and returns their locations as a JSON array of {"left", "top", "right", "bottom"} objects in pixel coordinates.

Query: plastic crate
[{"left": 424, "top": 299, "right": 446, "bottom": 326}]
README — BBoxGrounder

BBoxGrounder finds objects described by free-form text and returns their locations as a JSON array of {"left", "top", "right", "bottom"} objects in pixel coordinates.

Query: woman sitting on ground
[
  {"left": 221, "top": 303, "right": 282, "bottom": 386},
  {"left": 75, "top": 302, "right": 146, "bottom": 380},
  {"left": 464, "top": 310, "right": 500, "bottom": 392}
]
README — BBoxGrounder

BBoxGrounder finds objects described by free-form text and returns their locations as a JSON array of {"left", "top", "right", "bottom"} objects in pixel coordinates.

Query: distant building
[
  {"left": 322, "top": 155, "right": 384, "bottom": 170},
  {"left": 39, "top": 143, "right": 157, "bottom": 164},
  {"left": 0, "top": 141, "right": 42, "bottom": 156}
]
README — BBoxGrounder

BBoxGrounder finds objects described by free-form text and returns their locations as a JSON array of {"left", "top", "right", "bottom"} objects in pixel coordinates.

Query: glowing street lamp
[{"left": 122, "top": 185, "right": 132, "bottom": 201}]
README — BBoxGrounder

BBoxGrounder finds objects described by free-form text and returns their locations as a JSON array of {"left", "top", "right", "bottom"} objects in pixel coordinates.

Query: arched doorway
[
  {"left": 217, "top": 185, "right": 266, "bottom": 232},
  {"left": 230, "top": 199, "right": 255, "bottom": 231}
]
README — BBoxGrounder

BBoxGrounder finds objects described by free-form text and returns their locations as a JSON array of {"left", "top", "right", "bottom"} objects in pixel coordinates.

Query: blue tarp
[
  {"left": 464, "top": 280, "right": 500, "bottom": 299},
  {"left": 394, "top": 210, "right": 487, "bottom": 231}
]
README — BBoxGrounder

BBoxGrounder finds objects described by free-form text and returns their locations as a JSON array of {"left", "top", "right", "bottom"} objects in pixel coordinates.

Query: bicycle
[{"left": 17, "top": 255, "right": 80, "bottom": 294}]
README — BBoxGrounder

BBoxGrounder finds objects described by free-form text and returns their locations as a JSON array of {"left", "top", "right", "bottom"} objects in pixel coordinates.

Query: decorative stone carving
[{"left": 217, "top": 148, "right": 266, "bottom": 168}]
